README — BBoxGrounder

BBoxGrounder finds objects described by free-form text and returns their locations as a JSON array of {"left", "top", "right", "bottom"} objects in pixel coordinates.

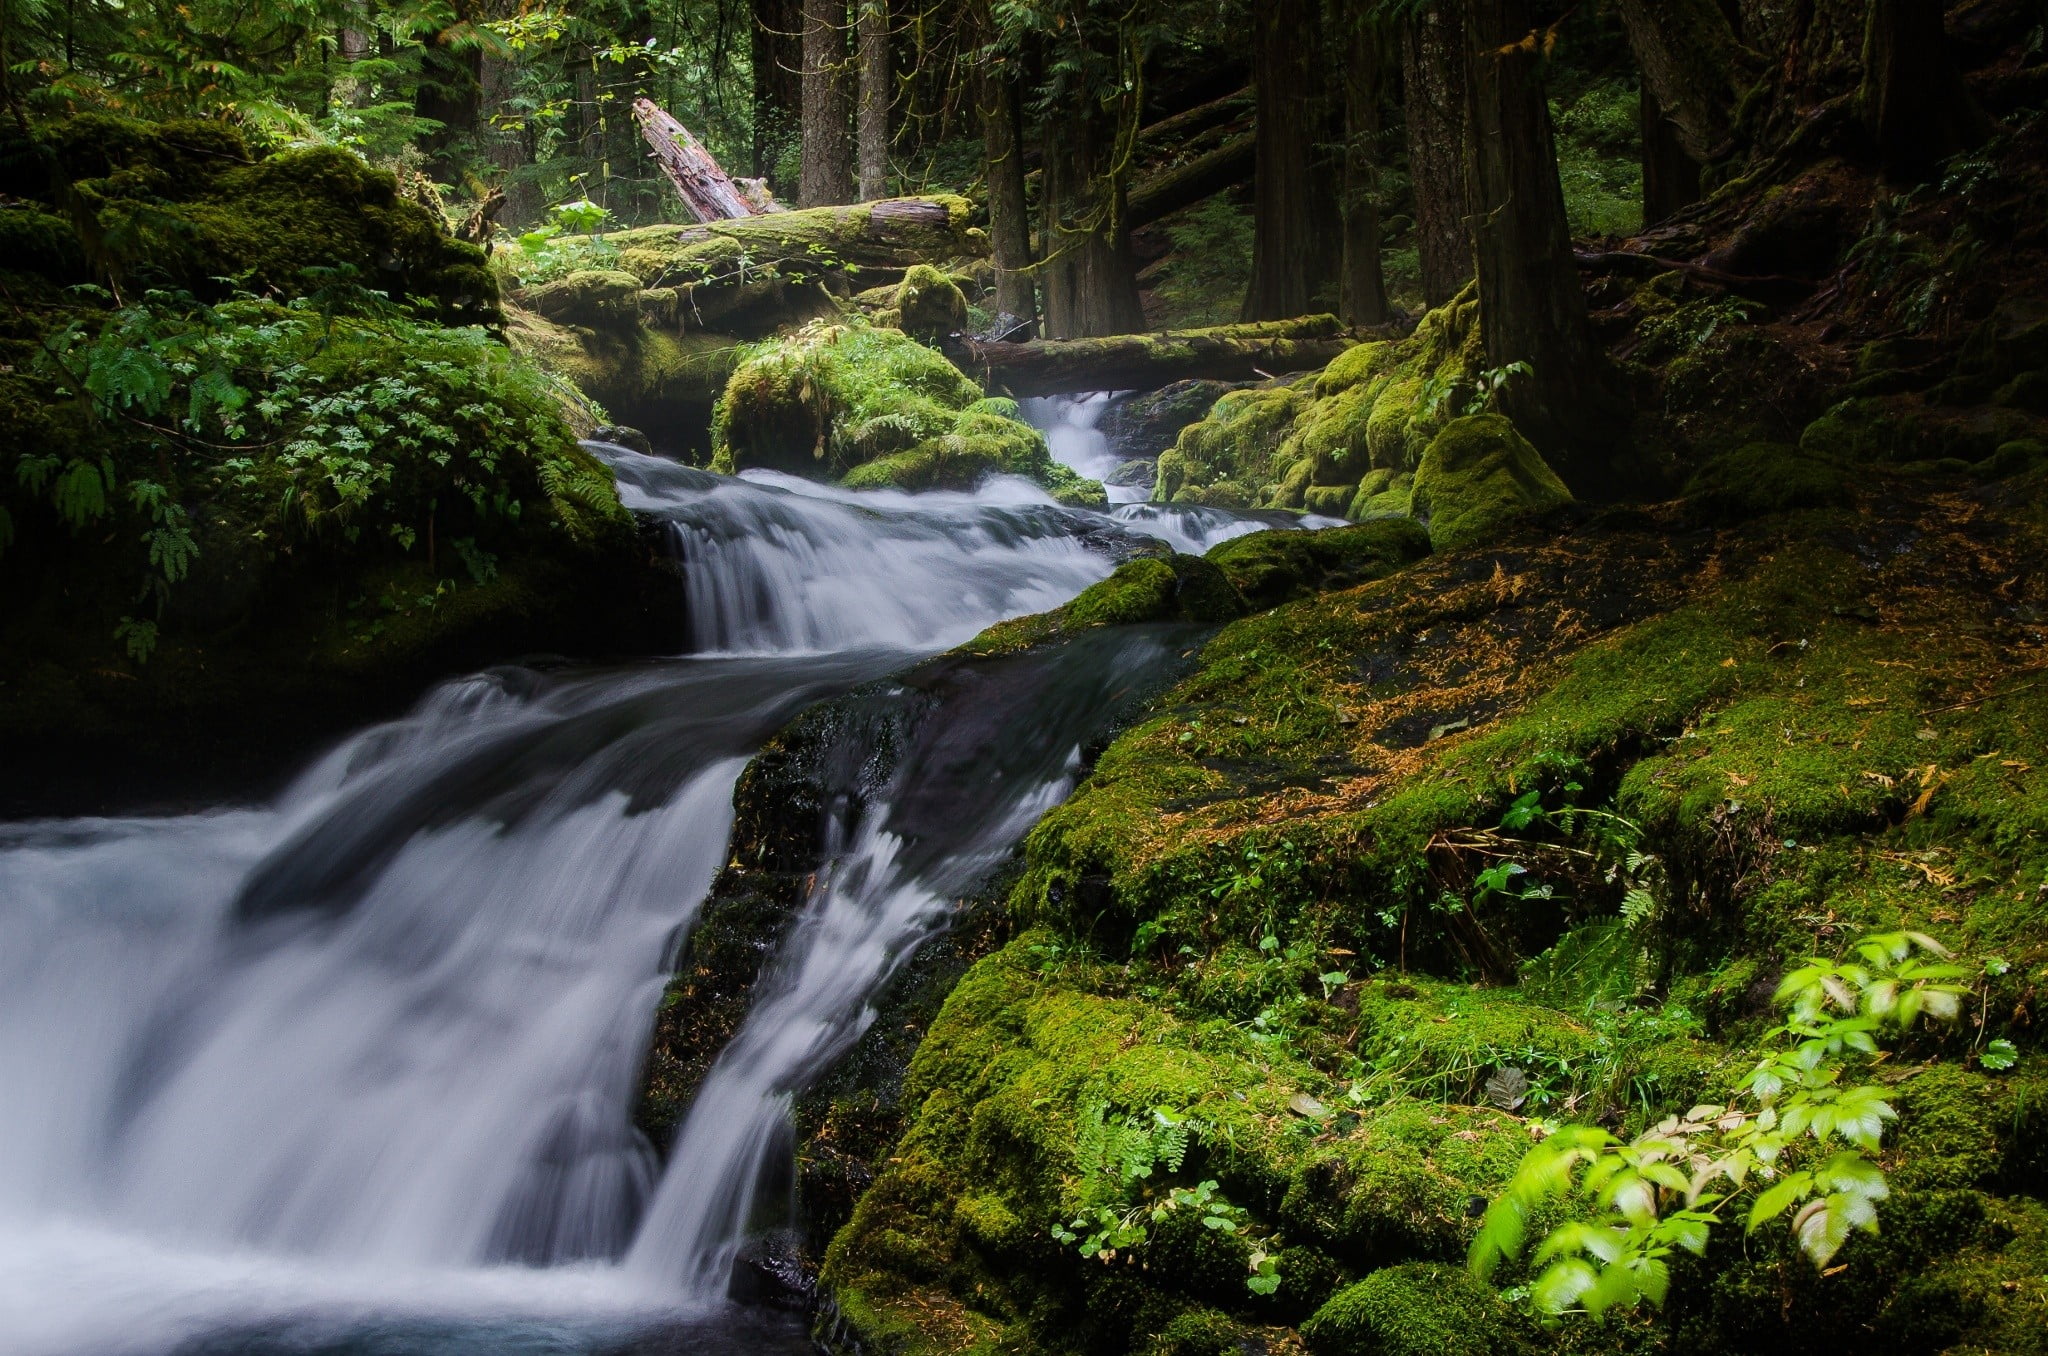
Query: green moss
[
  {"left": 712, "top": 319, "right": 1092, "bottom": 498},
  {"left": 1409, "top": 414, "right": 1572, "bottom": 552},
  {"left": 518, "top": 269, "right": 643, "bottom": 327},
  {"left": 1682, "top": 441, "right": 1854, "bottom": 523},
  {"left": 891, "top": 263, "right": 969, "bottom": 340},
  {"left": 1347, "top": 469, "right": 1414, "bottom": 519},
  {"left": 1205, "top": 520, "right": 1431, "bottom": 611},
  {"left": 1300, "top": 1264, "right": 1530, "bottom": 1356},
  {"left": 963, "top": 554, "right": 1242, "bottom": 655}
]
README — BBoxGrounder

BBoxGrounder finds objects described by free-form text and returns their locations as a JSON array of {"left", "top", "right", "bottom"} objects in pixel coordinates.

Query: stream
[{"left": 0, "top": 424, "right": 1318, "bottom": 1355}]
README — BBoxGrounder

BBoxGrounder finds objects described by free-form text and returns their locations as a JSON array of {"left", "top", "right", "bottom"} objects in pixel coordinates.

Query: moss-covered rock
[
  {"left": 1300, "top": 1264, "right": 1530, "bottom": 1356},
  {"left": 1205, "top": 520, "right": 1431, "bottom": 611},
  {"left": 1408, "top": 415, "right": 1572, "bottom": 551},
  {"left": 963, "top": 555, "right": 1243, "bottom": 656},
  {"left": 1155, "top": 287, "right": 1484, "bottom": 516},
  {"left": 713, "top": 319, "right": 1102, "bottom": 501},
  {"left": 890, "top": 263, "right": 968, "bottom": 341}
]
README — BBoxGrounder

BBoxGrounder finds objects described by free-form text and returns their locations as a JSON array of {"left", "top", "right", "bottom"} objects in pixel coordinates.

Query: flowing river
[{"left": 0, "top": 436, "right": 1316, "bottom": 1355}]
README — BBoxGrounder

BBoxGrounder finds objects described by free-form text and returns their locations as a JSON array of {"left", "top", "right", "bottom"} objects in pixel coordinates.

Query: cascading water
[{"left": 1, "top": 440, "right": 1328, "bottom": 1355}]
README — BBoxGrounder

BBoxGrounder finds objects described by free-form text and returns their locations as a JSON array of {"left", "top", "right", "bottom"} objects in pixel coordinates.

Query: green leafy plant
[
  {"left": 1052, "top": 1101, "right": 1279, "bottom": 1295},
  {"left": 1470, "top": 931, "right": 1972, "bottom": 1319}
]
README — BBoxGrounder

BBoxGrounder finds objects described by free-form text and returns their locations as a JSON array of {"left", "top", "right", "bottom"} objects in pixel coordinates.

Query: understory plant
[
  {"left": 1052, "top": 1101, "right": 1281, "bottom": 1295},
  {"left": 1469, "top": 931, "right": 1973, "bottom": 1318}
]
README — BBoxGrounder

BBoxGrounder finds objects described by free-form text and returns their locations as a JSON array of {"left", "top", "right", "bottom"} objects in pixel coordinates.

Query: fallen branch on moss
[{"left": 952, "top": 315, "right": 1404, "bottom": 397}]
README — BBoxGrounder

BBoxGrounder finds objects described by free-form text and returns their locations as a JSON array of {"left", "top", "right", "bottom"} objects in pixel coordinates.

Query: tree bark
[
  {"left": 1463, "top": 0, "right": 1623, "bottom": 479},
  {"left": 856, "top": 0, "right": 890, "bottom": 200},
  {"left": 633, "top": 99, "right": 758, "bottom": 221},
  {"left": 1399, "top": 3, "right": 1473, "bottom": 308},
  {"left": 979, "top": 66, "right": 1035, "bottom": 333},
  {"left": 1242, "top": 0, "right": 1338, "bottom": 321},
  {"left": 799, "top": 0, "right": 854, "bottom": 207},
  {"left": 1339, "top": 3, "right": 1389, "bottom": 326},
  {"left": 752, "top": 0, "right": 803, "bottom": 187},
  {"left": 1038, "top": 95, "right": 1145, "bottom": 339},
  {"left": 1615, "top": 0, "right": 1748, "bottom": 164},
  {"left": 954, "top": 317, "right": 1374, "bottom": 397},
  {"left": 1640, "top": 83, "right": 1703, "bottom": 222},
  {"left": 1860, "top": 0, "right": 1988, "bottom": 181}
]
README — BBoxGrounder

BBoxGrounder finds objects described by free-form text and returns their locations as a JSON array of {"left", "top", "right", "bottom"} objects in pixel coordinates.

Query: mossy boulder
[
  {"left": 889, "top": 263, "right": 968, "bottom": 341},
  {"left": 1157, "top": 287, "right": 1482, "bottom": 514},
  {"left": 1300, "top": 1264, "right": 1530, "bottom": 1356},
  {"left": 1206, "top": 520, "right": 1431, "bottom": 611},
  {"left": 1408, "top": 414, "right": 1572, "bottom": 551},
  {"left": 1347, "top": 469, "right": 1413, "bottom": 519},
  {"left": 714, "top": 320, "right": 1102, "bottom": 501}
]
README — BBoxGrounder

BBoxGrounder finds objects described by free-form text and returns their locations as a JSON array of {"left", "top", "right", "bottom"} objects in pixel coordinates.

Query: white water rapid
[{"left": 1, "top": 442, "right": 1330, "bottom": 1355}]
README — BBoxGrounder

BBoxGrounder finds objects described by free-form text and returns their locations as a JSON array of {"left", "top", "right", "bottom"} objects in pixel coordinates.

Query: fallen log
[
  {"left": 1126, "top": 133, "right": 1256, "bottom": 231},
  {"left": 952, "top": 315, "right": 1398, "bottom": 397},
  {"left": 633, "top": 97, "right": 757, "bottom": 222}
]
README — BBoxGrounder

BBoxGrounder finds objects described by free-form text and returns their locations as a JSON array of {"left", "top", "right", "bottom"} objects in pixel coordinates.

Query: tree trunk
[
  {"left": 1124, "top": 134, "right": 1256, "bottom": 233},
  {"left": 856, "top": 0, "right": 890, "bottom": 200},
  {"left": 955, "top": 317, "right": 1372, "bottom": 397},
  {"left": 1615, "top": 0, "right": 1747, "bottom": 164},
  {"left": 1640, "top": 83, "right": 1703, "bottom": 222},
  {"left": 1242, "top": 0, "right": 1338, "bottom": 321},
  {"left": 1038, "top": 96, "right": 1144, "bottom": 339},
  {"left": 478, "top": 38, "right": 541, "bottom": 228},
  {"left": 1463, "top": 0, "right": 1622, "bottom": 480},
  {"left": 980, "top": 66, "right": 1035, "bottom": 333},
  {"left": 414, "top": 37, "right": 483, "bottom": 177},
  {"left": 752, "top": 0, "right": 803, "bottom": 187},
  {"left": 1400, "top": 3, "right": 1473, "bottom": 309},
  {"left": 799, "top": 0, "right": 854, "bottom": 207},
  {"left": 1339, "top": 4, "right": 1389, "bottom": 326},
  {"left": 633, "top": 99, "right": 757, "bottom": 221},
  {"left": 1860, "top": 0, "right": 1988, "bottom": 181}
]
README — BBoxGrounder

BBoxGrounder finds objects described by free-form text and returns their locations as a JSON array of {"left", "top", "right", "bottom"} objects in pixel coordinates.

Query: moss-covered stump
[
  {"left": 1408, "top": 415, "right": 1574, "bottom": 552},
  {"left": 816, "top": 462, "right": 2048, "bottom": 1355},
  {"left": 713, "top": 320, "right": 1104, "bottom": 503},
  {"left": 1154, "top": 291, "right": 1482, "bottom": 515}
]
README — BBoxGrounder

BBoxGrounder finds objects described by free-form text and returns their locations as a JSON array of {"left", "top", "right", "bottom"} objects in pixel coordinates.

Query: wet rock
[{"left": 1101, "top": 378, "right": 1244, "bottom": 461}]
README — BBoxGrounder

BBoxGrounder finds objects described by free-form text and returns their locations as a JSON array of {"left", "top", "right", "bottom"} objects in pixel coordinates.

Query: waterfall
[{"left": 1, "top": 444, "right": 1321, "bottom": 1354}]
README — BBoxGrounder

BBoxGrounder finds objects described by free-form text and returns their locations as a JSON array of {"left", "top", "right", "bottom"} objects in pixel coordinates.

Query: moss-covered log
[
  {"left": 954, "top": 316, "right": 1388, "bottom": 398},
  {"left": 606, "top": 195, "right": 982, "bottom": 296}
]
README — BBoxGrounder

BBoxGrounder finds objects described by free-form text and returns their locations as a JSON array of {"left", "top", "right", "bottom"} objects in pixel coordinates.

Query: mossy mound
[
  {"left": 1, "top": 114, "right": 495, "bottom": 324},
  {"left": 963, "top": 554, "right": 1243, "bottom": 656},
  {"left": 1156, "top": 289, "right": 1483, "bottom": 516},
  {"left": 814, "top": 457, "right": 2048, "bottom": 1353},
  {"left": 713, "top": 320, "right": 1103, "bottom": 502},
  {"left": 1682, "top": 440, "right": 1855, "bottom": 523},
  {"left": 1408, "top": 415, "right": 1573, "bottom": 552},
  {"left": 1300, "top": 1264, "right": 1530, "bottom": 1356},
  {"left": 1205, "top": 519, "right": 1431, "bottom": 611}
]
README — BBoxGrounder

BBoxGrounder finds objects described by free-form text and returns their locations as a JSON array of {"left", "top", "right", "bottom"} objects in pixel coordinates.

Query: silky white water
[{"left": 1, "top": 444, "right": 1327, "bottom": 1354}]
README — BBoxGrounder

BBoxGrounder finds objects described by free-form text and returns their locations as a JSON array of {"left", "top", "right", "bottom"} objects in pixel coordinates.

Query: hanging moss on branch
[{"left": 712, "top": 319, "right": 1105, "bottom": 503}]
